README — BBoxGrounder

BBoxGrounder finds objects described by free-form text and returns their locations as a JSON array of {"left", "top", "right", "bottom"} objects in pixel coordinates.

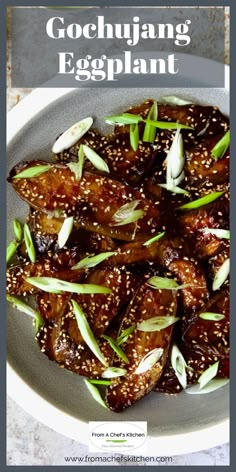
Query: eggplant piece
[
  {"left": 6, "top": 247, "right": 84, "bottom": 296},
  {"left": 9, "top": 161, "right": 164, "bottom": 242},
  {"left": 155, "top": 360, "right": 183, "bottom": 394},
  {"left": 105, "top": 283, "right": 178, "bottom": 412},
  {"left": 208, "top": 242, "right": 230, "bottom": 280},
  {"left": 182, "top": 343, "right": 229, "bottom": 383},
  {"left": 36, "top": 292, "right": 71, "bottom": 322}
]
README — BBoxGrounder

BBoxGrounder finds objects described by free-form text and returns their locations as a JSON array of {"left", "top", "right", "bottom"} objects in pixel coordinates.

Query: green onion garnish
[
  {"left": 13, "top": 165, "right": 52, "bottom": 179},
  {"left": 25, "top": 277, "right": 112, "bottom": 295},
  {"left": 72, "top": 300, "right": 108, "bottom": 367},
  {"left": 129, "top": 123, "right": 139, "bottom": 151},
  {"left": 137, "top": 316, "right": 179, "bottom": 332},
  {"left": 185, "top": 379, "right": 229, "bottom": 395},
  {"left": 161, "top": 96, "right": 193, "bottom": 106},
  {"left": 72, "top": 251, "right": 115, "bottom": 270},
  {"left": 57, "top": 216, "right": 74, "bottom": 249},
  {"left": 88, "top": 379, "right": 111, "bottom": 386},
  {"left": 144, "top": 119, "right": 193, "bottom": 130},
  {"left": 135, "top": 348, "right": 163, "bottom": 374},
  {"left": 102, "top": 335, "right": 129, "bottom": 364},
  {"left": 67, "top": 145, "right": 85, "bottom": 180},
  {"left": 82, "top": 145, "right": 110, "bottom": 173},
  {"left": 171, "top": 344, "right": 187, "bottom": 389},
  {"left": 212, "top": 258, "right": 230, "bottom": 291},
  {"left": 159, "top": 184, "right": 189, "bottom": 195},
  {"left": 116, "top": 325, "right": 136, "bottom": 345},
  {"left": 178, "top": 191, "right": 224, "bottom": 210},
  {"left": 211, "top": 130, "right": 230, "bottom": 160},
  {"left": 101, "top": 367, "right": 127, "bottom": 379},
  {"left": 199, "top": 312, "right": 225, "bottom": 321},
  {"left": 146, "top": 276, "right": 193, "bottom": 291},
  {"left": 6, "top": 240, "right": 18, "bottom": 264},
  {"left": 200, "top": 228, "right": 230, "bottom": 240},
  {"left": 112, "top": 209, "right": 145, "bottom": 226},
  {"left": 198, "top": 361, "right": 219, "bottom": 390},
  {"left": 111, "top": 200, "right": 145, "bottom": 226},
  {"left": 143, "top": 231, "right": 165, "bottom": 247},
  {"left": 143, "top": 101, "right": 158, "bottom": 143},
  {"left": 105, "top": 113, "right": 143, "bottom": 125},
  {"left": 84, "top": 379, "right": 108, "bottom": 409},
  {"left": 24, "top": 223, "right": 36, "bottom": 263},
  {"left": 13, "top": 219, "right": 23, "bottom": 241},
  {"left": 6, "top": 295, "right": 44, "bottom": 332}
]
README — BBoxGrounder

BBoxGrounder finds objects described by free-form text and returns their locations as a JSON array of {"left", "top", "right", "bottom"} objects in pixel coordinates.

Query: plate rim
[{"left": 7, "top": 64, "right": 230, "bottom": 454}]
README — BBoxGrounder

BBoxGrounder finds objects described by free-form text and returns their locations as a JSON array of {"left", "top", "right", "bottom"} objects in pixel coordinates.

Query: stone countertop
[{"left": 7, "top": 6, "right": 230, "bottom": 466}]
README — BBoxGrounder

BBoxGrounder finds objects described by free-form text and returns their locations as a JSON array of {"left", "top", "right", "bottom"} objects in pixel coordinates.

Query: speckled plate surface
[{"left": 7, "top": 65, "right": 229, "bottom": 455}]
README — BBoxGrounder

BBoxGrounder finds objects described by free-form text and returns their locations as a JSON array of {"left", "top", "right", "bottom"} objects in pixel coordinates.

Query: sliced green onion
[
  {"left": 130, "top": 123, "right": 139, "bottom": 151},
  {"left": 101, "top": 367, "right": 127, "bottom": 379},
  {"left": 171, "top": 344, "right": 187, "bottom": 389},
  {"left": 84, "top": 379, "right": 108, "bottom": 409},
  {"left": 137, "top": 316, "right": 179, "bottom": 332},
  {"left": 212, "top": 258, "right": 230, "bottom": 291},
  {"left": 146, "top": 276, "right": 194, "bottom": 291},
  {"left": 112, "top": 209, "right": 145, "bottom": 226},
  {"left": 13, "top": 219, "right": 23, "bottom": 241},
  {"left": 143, "top": 231, "right": 165, "bottom": 247},
  {"left": 167, "top": 129, "right": 185, "bottom": 181},
  {"left": 6, "top": 295, "right": 44, "bottom": 331},
  {"left": 116, "top": 325, "right": 136, "bottom": 345},
  {"left": 72, "top": 251, "right": 115, "bottom": 270},
  {"left": 144, "top": 119, "right": 194, "bottom": 130},
  {"left": 102, "top": 335, "right": 129, "bottom": 364},
  {"left": 52, "top": 117, "right": 93, "bottom": 154},
  {"left": 135, "top": 348, "right": 163, "bottom": 374},
  {"left": 25, "top": 277, "right": 112, "bottom": 295},
  {"left": 178, "top": 191, "right": 224, "bottom": 210},
  {"left": 143, "top": 101, "right": 158, "bottom": 143},
  {"left": 13, "top": 165, "right": 52, "bottom": 179},
  {"left": 112, "top": 200, "right": 145, "bottom": 226},
  {"left": 198, "top": 361, "right": 219, "bottom": 389},
  {"left": 105, "top": 113, "right": 143, "bottom": 125},
  {"left": 67, "top": 145, "right": 85, "bottom": 180},
  {"left": 199, "top": 312, "right": 225, "bottom": 321},
  {"left": 6, "top": 240, "right": 18, "bottom": 264},
  {"left": 185, "top": 379, "right": 229, "bottom": 395},
  {"left": 211, "top": 130, "right": 230, "bottom": 160},
  {"left": 88, "top": 379, "right": 111, "bottom": 386},
  {"left": 24, "top": 223, "right": 36, "bottom": 263},
  {"left": 161, "top": 96, "right": 193, "bottom": 106},
  {"left": 159, "top": 183, "right": 189, "bottom": 195},
  {"left": 72, "top": 300, "right": 108, "bottom": 367},
  {"left": 58, "top": 216, "right": 74, "bottom": 249},
  {"left": 200, "top": 228, "right": 230, "bottom": 240},
  {"left": 82, "top": 144, "right": 109, "bottom": 173}
]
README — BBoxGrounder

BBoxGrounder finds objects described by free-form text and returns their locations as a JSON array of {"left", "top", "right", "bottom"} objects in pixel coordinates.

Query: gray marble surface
[{"left": 7, "top": 6, "right": 230, "bottom": 466}]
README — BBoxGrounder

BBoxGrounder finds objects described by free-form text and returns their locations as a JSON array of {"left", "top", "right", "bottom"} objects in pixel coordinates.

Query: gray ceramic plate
[{"left": 7, "top": 70, "right": 229, "bottom": 455}]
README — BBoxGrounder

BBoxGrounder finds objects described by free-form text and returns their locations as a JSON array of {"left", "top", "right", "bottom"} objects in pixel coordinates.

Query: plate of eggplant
[{"left": 6, "top": 82, "right": 230, "bottom": 454}]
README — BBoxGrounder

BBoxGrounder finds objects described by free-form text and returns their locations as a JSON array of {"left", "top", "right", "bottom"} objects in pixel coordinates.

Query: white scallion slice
[
  {"left": 159, "top": 183, "right": 189, "bottom": 195},
  {"left": 135, "top": 348, "right": 164, "bottom": 374},
  {"left": 13, "top": 219, "right": 23, "bottom": 241},
  {"left": 72, "top": 251, "right": 115, "bottom": 270},
  {"left": 84, "top": 379, "right": 108, "bottom": 409},
  {"left": 116, "top": 325, "right": 136, "bottom": 345},
  {"left": 112, "top": 209, "right": 145, "bottom": 226},
  {"left": 197, "top": 120, "right": 210, "bottom": 137},
  {"left": 199, "top": 312, "right": 225, "bottom": 321},
  {"left": 82, "top": 144, "right": 109, "bottom": 173},
  {"left": 171, "top": 344, "right": 187, "bottom": 389},
  {"left": 102, "top": 335, "right": 129, "bottom": 364},
  {"left": 161, "top": 96, "right": 193, "bottom": 106},
  {"left": 57, "top": 216, "right": 74, "bottom": 249},
  {"left": 6, "top": 295, "right": 44, "bottom": 331},
  {"left": 25, "top": 277, "right": 112, "bottom": 295},
  {"left": 67, "top": 145, "right": 85, "bottom": 180},
  {"left": 211, "top": 130, "right": 230, "bottom": 160},
  {"left": 137, "top": 316, "right": 179, "bottom": 332},
  {"left": 185, "top": 379, "right": 229, "bottom": 395},
  {"left": 72, "top": 300, "right": 108, "bottom": 367},
  {"left": 105, "top": 113, "right": 143, "bottom": 125},
  {"left": 129, "top": 123, "right": 139, "bottom": 151},
  {"left": 178, "top": 191, "right": 224, "bottom": 210},
  {"left": 111, "top": 200, "right": 145, "bottom": 226},
  {"left": 198, "top": 361, "right": 219, "bottom": 390},
  {"left": 101, "top": 367, "right": 127, "bottom": 379},
  {"left": 13, "top": 165, "right": 52, "bottom": 179},
  {"left": 167, "top": 129, "right": 185, "bottom": 181},
  {"left": 200, "top": 228, "right": 230, "bottom": 240},
  {"left": 24, "top": 223, "right": 36, "bottom": 263},
  {"left": 6, "top": 240, "right": 19, "bottom": 264},
  {"left": 212, "top": 258, "right": 230, "bottom": 291},
  {"left": 143, "top": 231, "right": 165, "bottom": 247},
  {"left": 52, "top": 117, "right": 93, "bottom": 154},
  {"left": 143, "top": 101, "right": 158, "bottom": 143}
]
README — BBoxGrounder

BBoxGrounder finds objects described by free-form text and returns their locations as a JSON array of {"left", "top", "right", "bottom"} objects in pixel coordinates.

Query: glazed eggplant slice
[
  {"left": 9, "top": 161, "right": 164, "bottom": 242},
  {"left": 105, "top": 283, "right": 178, "bottom": 412},
  {"left": 6, "top": 247, "right": 84, "bottom": 296},
  {"left": 155, "top": 360, "right": 183, "bottom": 394},
  {"left": 36, "top": 292, "right": 71, "bottom": 322}
]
